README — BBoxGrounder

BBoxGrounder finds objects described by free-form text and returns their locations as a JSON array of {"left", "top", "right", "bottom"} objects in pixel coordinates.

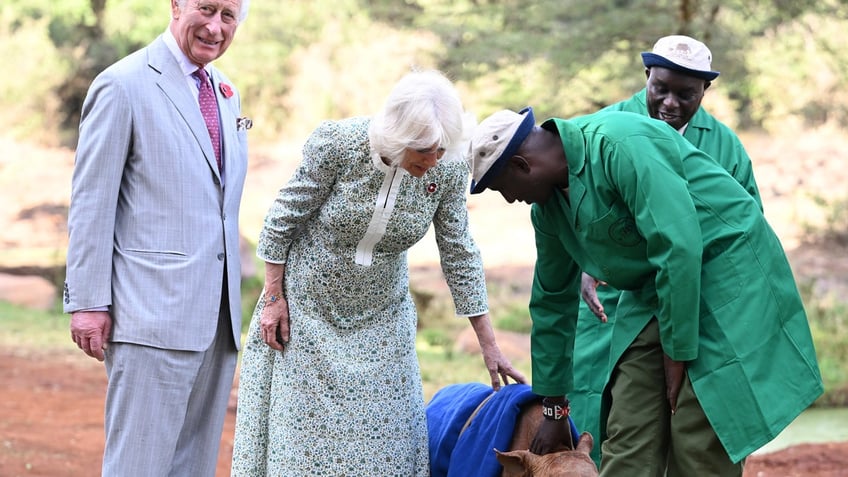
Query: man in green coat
[
  {"left": 467, "top": 106, "right": 823, "bottom": 476},
  {"left": 571, "top": 35, "right": 764, "bottom": 467}
]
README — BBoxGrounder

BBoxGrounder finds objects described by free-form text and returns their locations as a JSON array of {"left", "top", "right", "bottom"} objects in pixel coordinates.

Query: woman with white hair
[{"left": 231, "top": 69, "right": 526, "bottom": 476}]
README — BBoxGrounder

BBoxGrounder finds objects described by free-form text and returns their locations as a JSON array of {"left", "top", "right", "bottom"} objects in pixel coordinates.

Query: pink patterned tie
[{"left": 193, "top": 68, "right": 221, "bottom": 172}]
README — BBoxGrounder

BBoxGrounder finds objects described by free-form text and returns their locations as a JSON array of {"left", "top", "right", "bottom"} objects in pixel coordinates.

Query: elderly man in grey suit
[{"left": 63, "top": 0, "right": 250, "bottom": 475}]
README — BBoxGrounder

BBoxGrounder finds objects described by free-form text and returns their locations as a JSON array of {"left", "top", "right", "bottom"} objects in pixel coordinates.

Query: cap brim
[
  {"left": 470, "top": 107, "right": 536, "bottom": 194},
  {"left": 641, "top": 52, "right": 719, "bottom": 81}
]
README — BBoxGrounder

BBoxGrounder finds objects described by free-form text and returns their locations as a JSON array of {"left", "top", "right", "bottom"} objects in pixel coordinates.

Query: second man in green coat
[{"left": 571, "top": 34, "right": 764, "bottom": 467}]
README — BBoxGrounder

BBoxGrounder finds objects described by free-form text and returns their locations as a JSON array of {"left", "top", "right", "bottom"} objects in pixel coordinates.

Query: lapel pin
[{"left": 219, "top": 83, "right": 234, "bottom": 98}]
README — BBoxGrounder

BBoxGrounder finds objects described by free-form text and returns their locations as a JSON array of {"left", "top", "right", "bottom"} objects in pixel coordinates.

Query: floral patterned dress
[{"left": 231, "top": 117, "right": 488, "bottom": 476}]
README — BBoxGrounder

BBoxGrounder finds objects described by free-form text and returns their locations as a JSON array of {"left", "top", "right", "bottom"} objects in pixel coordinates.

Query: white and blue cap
[
  {"left": 641, "top": 35, "right": 719, "bottom": 81},
  {"left": 469, "top": 107, "right": 535, "bottom": 194}
]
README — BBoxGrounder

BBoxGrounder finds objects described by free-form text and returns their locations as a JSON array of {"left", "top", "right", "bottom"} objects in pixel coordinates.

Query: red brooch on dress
[
  {"left": 219, "top": 83, "right": 234, "bottom": 98},
  {"left": 427, "top": 182, "right": 438, "bottom": 194}
]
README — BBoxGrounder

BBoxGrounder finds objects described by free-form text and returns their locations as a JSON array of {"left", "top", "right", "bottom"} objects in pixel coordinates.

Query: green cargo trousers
[{"left": 599, "top": 318, "right": 744, "bottom": 477}]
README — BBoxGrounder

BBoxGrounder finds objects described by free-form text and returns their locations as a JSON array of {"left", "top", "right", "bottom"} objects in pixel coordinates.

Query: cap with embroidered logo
[{"left": 641, "top": 35, "right": 719, "bottom": 81}]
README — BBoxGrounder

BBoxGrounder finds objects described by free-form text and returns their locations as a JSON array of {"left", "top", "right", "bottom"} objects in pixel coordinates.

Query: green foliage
[
  {"left": 46, "top": 0, "right": 162, "bottom": 145},
  {"left": 238, "top": 238, "right": 265, "bottom": 332},
  {"left": 101, "top": 0, "right": 170, "bottom": 47},
  {"left": 800, "top": 194, "right": 848, "bottom": 246},
  {"left": 0, "top": 13, "right": 66, "bottom": 141},
  {"left": 798, "top": 280, "right": 848, "bottom": 406},
  {"left": 745, "top": 13, "right": 848, "bottom": 130},
  {"left": 240, "top": 273, "right": 263, "bottom": 332},
  {"left": 215, "top": 0, "right": 358, "bottom": 141},
  {"left": 5, "top": 0, "right": 848, "bottom": 144},
  {"left": 3, "top": 0, "right": 92, "bottom": 25}
]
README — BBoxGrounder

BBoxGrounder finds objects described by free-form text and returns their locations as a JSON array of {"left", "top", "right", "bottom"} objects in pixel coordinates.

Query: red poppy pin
[{"left": 219, "top": 83, "right": 234, "bottom": 98}]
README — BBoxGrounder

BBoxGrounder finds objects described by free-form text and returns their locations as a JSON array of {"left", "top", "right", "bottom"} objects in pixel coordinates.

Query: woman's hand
[
  {"left": 260, "top": 293, "right": 290, "bottom": 351},
  {"left": 259, "top": 262, "right": 289, "bottom": 351},
  {"left": 468, "top": 314, "right": 528, "bottom": 390},
  {"left": 479, "top": 341, "right": 528, "bottom": 390}
]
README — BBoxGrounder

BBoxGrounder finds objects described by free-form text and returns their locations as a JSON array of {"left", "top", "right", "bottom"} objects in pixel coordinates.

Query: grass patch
[
  {"left": 240, "top": 272, "right": 264, "bottom": 332},
  {"left": 492, "top": 302, "right": 532, "bottom": 334},
  {"left": 0, "top": 301, "right": 74, "bottom": 350},
  {"left": 3, "top": 270, "right": 844, "bottom": 406},
  {"left": 417, "top": 337, "right": 532, "bottom": 402},
  {"left": 0, "top": 299, "right": 532, "bottom": 403},
  {"left": 800, "top": 281, "right": 848, "bottom": 406}
]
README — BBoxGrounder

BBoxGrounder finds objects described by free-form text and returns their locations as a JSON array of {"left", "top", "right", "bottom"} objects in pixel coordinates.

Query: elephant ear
[
  {"left": 495, "top": 448, "right": 533, "bottom": 474},
  {"left": 576, "top": 432, "right": 594, "bottom": 455}
]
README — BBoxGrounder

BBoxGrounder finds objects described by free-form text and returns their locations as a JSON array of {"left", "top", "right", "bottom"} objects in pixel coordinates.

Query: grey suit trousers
[{"left": 102, "top": 308, "right": 237, "bottom": 476}]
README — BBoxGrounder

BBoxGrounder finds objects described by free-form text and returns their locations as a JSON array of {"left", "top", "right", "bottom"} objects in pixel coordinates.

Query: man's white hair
[{"left": 175, "top": 0, "right": 251, "bottom": 22}]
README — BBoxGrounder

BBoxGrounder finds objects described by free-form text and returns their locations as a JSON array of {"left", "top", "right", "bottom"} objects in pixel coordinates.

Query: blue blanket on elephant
[{"left": 426, "top": 383, "right": 580, "bottom": 477}]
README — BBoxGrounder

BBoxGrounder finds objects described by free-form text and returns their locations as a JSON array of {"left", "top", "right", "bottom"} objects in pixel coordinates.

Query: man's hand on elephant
[
  {"left": 530, "top": 416, "right": 573, "bottom": 455},
  {"left": 580, "top": 272, "right": 608, "bottom": 322}
]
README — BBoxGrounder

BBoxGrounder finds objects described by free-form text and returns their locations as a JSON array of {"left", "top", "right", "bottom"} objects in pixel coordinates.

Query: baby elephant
[
  {"left": 427, "top": 383, "right": 599, "bottom": 477},
  {"left": 496, "top": 432, "right": 597, "bottom": 477}
]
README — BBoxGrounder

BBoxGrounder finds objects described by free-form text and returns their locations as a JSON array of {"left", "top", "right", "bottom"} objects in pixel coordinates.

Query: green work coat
[
  {"left": 570, "top": 89, "right": 765, "bottom": 465},
  {"left": 529, "top": 111, "right": 823, "bottom": 463}
]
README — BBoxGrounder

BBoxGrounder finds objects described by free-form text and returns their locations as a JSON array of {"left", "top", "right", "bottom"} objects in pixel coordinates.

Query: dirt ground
[
  {"left": 0, "top": 349, "right": 845, "bottom": 477},
  {"left": 0, "top": 348, "right": 236, "bottom": 477}
]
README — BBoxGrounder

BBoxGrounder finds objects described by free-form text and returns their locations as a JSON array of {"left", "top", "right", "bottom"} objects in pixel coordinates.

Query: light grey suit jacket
[{"left": 64, "top": 35, "right": 247, "bottom": 351}]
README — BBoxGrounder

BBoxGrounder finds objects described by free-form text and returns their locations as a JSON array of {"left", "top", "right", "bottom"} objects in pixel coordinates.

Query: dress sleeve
[
  {"left": 256, "top": 120, "right": 348, "bottom": 263},
  {"left": 606, "top": 133, "right": 703, "bottom": 361},
  {"left": 432, "top": 159, "right": 489, "bottom": 317},
  {"left": 528, "top": 204, "right": 582, "bottom": 396}
]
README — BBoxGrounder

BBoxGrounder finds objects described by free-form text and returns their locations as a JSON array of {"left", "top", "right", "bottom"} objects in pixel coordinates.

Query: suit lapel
[{"left": 148, "top": 37, "right": 222, "bottom": 179}]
